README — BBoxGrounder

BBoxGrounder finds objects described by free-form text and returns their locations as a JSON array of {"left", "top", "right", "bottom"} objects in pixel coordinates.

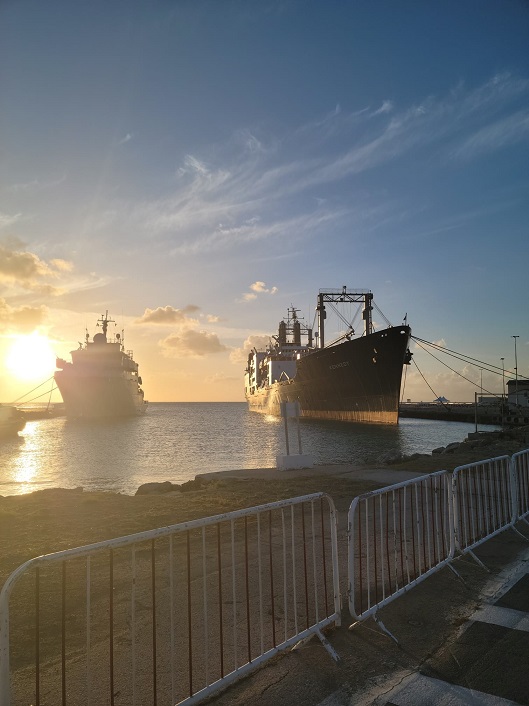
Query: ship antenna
[{"left": 97, "top": 311, "right": 115, "bottom": 338}]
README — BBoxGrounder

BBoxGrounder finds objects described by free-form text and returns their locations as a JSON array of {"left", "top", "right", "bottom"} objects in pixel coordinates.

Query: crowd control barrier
[
  {"left": 452, "top": 455, "right": 514, "bottom": 563},
  {"left": 512, "top": 449, "right": 529, "bottom": 524},
  {"left": 348, "top": 471, "right": 453, "bottom": 633},
  {"left": 0, "top": 493, "right": 340, "bottom": 706}
]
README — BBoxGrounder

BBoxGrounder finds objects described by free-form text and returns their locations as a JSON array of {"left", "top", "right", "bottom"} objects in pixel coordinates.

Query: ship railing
[
  {"left": 0, "top": 493, "right": 340, "bottom": 706},
  {"left": 347, "top": 471, "right": 454, "bottom": 640}
]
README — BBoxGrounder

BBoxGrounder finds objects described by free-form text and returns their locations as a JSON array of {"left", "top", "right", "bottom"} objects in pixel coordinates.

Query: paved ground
[
  {"left": 199, "top": 462, "right": 427, "bottom": 486},
  {"left": 209, "top": 528, "right": 529, "bottom": 706}
]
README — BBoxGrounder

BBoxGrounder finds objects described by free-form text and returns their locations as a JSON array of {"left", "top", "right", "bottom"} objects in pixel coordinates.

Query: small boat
[
  {"left": 55, "top": 312, "right": 147, "bottom": 419},
  {"left": 0, "top": 405, "right": 26, "bottom": 437},
  {"left": 244, "top": 287, "right": 412, "bottom": 424}
]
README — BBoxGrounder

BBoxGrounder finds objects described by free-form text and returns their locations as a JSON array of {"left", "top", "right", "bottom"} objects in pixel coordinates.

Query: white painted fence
[
  {"left": 348, "top": 471, "right": 453, "bottom": 629},
  {"left": 0, "top": 493, "right": 340, "bottom": 706}
]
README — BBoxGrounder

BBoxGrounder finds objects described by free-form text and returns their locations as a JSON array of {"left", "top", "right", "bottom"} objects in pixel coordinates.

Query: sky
[{"left": 1, "top": 0, "right": 528, "bottom": 404}]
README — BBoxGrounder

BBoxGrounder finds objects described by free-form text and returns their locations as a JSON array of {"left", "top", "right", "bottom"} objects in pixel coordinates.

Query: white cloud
[
  {"left": 160, "top": 329, "right": 229, "bottom": 357},
  {"left": 118, "top": 133, "right": 134, "bottom": 145},
  {"left": 250, "top": 281, "right": 277, "bottom": 294},
  {"left": 239, "top": 281, "right": 278, "bottom": 302},
  {"left": 0, "top": 242, "right": 73, "bottom": 294},
  {"left": 370, "top": 100, "right": 394, "bottom": 116},
  {"left": 135, "top": 305, "right": 200, "bottom": 326},
  {"left": 100, "top": 73, "right": 528, "bottom": 256},
  {"left": 8, "top": 174, "right": 66, "bottom": 193},
  {"left": 0, "top": 299, "right": 48, "bottom": 333},
  {"left": 230, "top": 334, "right": 272, "bottom": 364},
  {"left": 450, "top": 109, "right": 529, "bottom": 161},
  {"left": 0, "top": 211, "right": 22, "bottom": 229}
]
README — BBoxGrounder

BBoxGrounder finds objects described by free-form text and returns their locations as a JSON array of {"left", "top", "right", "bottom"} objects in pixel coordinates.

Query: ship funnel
[
  {"left": 278, "top": 320, "right": 287, "bottom": 345},
  {"left": 293, "top": 320, "right": 301, "bottom": 346}
]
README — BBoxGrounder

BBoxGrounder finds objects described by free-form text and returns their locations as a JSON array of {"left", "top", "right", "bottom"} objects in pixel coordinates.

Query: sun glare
[{"left": 6, "top": 333, "right": 57, "bottom": 382}]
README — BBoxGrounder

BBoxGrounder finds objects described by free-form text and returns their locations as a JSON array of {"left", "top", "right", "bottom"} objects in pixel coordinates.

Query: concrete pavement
[{"left": 210, "top": 531, "right": 529, "bottom": 706}]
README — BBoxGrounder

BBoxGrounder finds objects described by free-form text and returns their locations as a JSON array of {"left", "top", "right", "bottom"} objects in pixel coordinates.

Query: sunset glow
[
  {"left": 0, "top": 3, "right": 527, "bottom": 404},
  {"left": 5, "top": 334, "right": 57, "bottom": 382}
]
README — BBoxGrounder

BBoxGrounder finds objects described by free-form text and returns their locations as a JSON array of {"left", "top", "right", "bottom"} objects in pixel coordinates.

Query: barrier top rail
[{"left": 0, "top": 492, "right": 330, "bottom": 600}]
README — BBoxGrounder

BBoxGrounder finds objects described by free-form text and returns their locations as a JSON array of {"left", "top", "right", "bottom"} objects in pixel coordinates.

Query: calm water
[{"left": 0, "top": 403, "right": 498, "bottom": 496}]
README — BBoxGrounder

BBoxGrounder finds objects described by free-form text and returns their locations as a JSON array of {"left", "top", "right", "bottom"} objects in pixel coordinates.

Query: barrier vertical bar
[
  {"left": 36, "top": 566, "right": 40, "bottom": 706},
  {"left": 62, "top": 561, "right": 66, "bottom": 706},
  {"left": 151, "top": 540, "right": 157, "bottom": 706}
]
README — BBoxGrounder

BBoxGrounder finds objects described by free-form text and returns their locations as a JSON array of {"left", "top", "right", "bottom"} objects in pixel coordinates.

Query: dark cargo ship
[
  {"left": 244, "top": 288, "right": 411, "bottom": 424},
  {"left": 55, "top": 312, "right": 147, "bottom": 419}
]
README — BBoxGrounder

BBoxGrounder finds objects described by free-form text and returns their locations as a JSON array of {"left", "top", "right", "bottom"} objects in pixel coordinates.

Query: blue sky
[{"left": 1, "top": 0, "right": 528, "bottom": 403}]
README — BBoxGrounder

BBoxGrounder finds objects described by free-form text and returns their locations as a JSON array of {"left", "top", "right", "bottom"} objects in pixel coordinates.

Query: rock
[
  {"left": 379, "top": 451, "right": 404, "bottom": 465},
  {"left": 135, "top": 481, "right": 180, "bottom": 495},
  {"left": 179, "top": 477, "right": 208, "bottom": 492},
  {"left": 443, "top": 442, "right": 461, "bottom": 454},
  {"left": 432, "top": 446, "right": 445, "bottom": 454}
]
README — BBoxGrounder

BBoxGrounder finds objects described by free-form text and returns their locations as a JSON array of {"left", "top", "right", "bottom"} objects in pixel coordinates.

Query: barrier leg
[
  {"left": 291, "top": 629, "right": 341, "bottom": 662},
  {"left": 466, "top": 549, "right": 489, "bottom": 572},
  {"left": 446, "top": 562, "right": 466, "bottom": 585},
  {"left": 511, "top": 524, "right": 529, "bottom": 541},
  {"left": 348, "top": 613, "right": 399, "bottom": 645},
  {"left": 373, "top": 613, "right": 399, "bottom": 646}
]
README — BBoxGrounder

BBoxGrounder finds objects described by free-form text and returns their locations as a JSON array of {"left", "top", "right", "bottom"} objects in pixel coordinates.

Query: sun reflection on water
[{"left": 10, "top": 422, "right": 40, "bottom": 492}]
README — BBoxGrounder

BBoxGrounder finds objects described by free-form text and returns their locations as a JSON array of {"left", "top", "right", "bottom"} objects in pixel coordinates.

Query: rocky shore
[{"left": 386, "top": 424, "right": 529, "bottom": 472}]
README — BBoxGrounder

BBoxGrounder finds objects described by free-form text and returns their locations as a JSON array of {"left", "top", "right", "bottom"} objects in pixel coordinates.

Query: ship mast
[
  {"left": 316, "top": 287, "right": 373, "bottom": 348},
  {"left": 97, "top": 311, "right": 115, "bottom": 339}
]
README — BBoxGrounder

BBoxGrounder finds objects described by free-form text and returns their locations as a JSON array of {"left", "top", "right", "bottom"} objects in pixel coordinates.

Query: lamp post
[
  {"left": 501, "top": 357, "right": 505, "bottom": 429},
  {"left": 512, "top": 335, "right": 519, "bottom": 406}
]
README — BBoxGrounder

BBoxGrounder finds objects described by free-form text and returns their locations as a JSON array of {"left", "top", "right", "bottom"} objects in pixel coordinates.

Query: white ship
[{"left": 55, "top": 312, "right": 147, "bottom": 419}]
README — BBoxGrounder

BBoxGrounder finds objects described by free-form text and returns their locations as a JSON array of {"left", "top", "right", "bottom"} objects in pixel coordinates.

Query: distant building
[{"left": 508, "top": 379, "right": 529, "bottom": 408}]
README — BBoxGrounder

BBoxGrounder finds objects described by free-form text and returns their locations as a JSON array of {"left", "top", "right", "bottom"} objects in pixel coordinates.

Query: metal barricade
[
  {"left": 348, "top": 471, "right": 453, "bottom": 633},
  {"left": 512, "top": 448, "right": 529, "bottom": 524},
  {"left": 452, "top": 455, "right": 514, "bottom": 563},
  {"left": 0, "top": 493, "right": 340, "bottom": 706}
]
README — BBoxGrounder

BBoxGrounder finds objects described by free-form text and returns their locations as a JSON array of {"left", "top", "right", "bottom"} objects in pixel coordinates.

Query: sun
[{"left": 5, "top": 333, "right": 57, "bottom": 382}]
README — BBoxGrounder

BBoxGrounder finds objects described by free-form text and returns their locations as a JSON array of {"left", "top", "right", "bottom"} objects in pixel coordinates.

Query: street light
[
  {"left": 501, "top": 357, "right": 505, "bottom": 429},
  {"left": 512, "top": 335, "right": 519, "bottom": 406}
]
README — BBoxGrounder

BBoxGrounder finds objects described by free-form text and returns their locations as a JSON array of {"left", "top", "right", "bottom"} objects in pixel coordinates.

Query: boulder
[
  {"left": 179, "top": 477, "right": 207, "bottom": 492},
  {"left": 135, "top": 481, "right": 180, "bottom": 495},
  {"left": 443, "top": 442, "right": 461, "bottom": 454}
]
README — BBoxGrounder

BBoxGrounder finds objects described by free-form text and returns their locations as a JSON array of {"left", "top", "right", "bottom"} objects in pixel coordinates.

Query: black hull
[{"left": 246, "top": 326, "right": 410, "bottom": 424}]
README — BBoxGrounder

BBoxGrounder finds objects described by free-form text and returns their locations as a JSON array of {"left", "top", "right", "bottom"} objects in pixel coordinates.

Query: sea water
[{"left": 0, "top": 402, "right": 498, "bottom": 496}]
